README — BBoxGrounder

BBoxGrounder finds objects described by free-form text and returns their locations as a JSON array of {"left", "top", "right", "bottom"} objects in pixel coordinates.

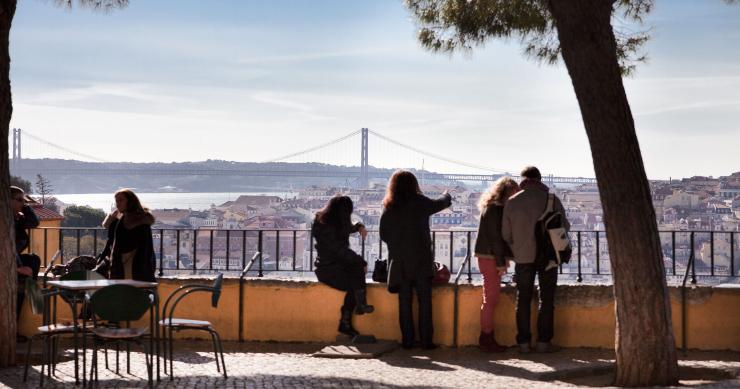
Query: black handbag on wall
[{"left": 372, "top": 259, "right": 388, "bottom": 283}]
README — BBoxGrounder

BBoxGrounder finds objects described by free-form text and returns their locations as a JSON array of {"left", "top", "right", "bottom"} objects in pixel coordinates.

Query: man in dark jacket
[
  {"left": 11, "top": 186, "right": 40, "bottom": 338},
  {"left": 502, "top": 166, "right": 569, "bottom": 354}
]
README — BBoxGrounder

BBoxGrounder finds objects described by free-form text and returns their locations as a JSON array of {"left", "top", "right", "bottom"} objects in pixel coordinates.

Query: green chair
[
  {"left": 160, "top": 274, "right": 226, "bottom": 379},
  {"left": 88, "top": 284, "right": 154, "bottom": 389}
]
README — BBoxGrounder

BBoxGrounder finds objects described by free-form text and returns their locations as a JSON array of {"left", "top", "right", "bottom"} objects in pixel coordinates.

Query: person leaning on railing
[
  {"left": 379, "top": 170, "right": 452, "bottom": 350},
  {"left": 11, "top": 186, "right": 41, "bottom": 342},
  {"left": 312, "top": 195, "right": 374, "bottom": 338},
  {"left": 474, "top": 177, "right": 520, "bottom": 353},
  {"left": 99, "top": 189, "right": 156, "bottom": 282}
]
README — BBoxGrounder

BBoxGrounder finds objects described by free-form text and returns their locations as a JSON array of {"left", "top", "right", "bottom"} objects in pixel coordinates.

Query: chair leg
[
  {"left": 160, "top": 327, "right": 168, "bottom": 376},
  {"left": 142, "top": 341, "right": 153, "bottom": 389},
  {"left": 214, "top": 331, "right": 227, "bottom": 379},
  {"left": 116, "top": 342, "right": 120, "bottom": 375},
  {"left": 104, "top": 345, "right": 109, "bottom": 370},
  {"left": 126, "top": 343, "right": 131, "bottom": 374},
  {"left": 209, "top": 331, "right": 221, "bottom": 373},
  {"left": 23, "top": 335, "right": 33, "bottom": 382},
  {"left": 52, "top": 336, "right": 59, "bottom": 376},
  {"left": 40, "top": 337, "right": 47, "bottom": 387},
  {"left": 168, "top": 327, "right": 175, "bottom": 380},
  {"left": 89, "top": 340, "right": 96, "bottom": 387}
]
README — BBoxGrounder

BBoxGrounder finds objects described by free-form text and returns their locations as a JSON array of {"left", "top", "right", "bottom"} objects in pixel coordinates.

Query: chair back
[
  {"left": 90, "top": 285, "right": 151, "bottom": 323},
  {"left": 60, "top": 270, "right": 105, "bottom": 281},
  {"left": 211, "top": 274, "right": 224, "bottom": 308}
]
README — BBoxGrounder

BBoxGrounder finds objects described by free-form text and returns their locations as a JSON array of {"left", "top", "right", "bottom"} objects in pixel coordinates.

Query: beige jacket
[{"left": 502, "top": 186, "right": 569, "bottom": 264}]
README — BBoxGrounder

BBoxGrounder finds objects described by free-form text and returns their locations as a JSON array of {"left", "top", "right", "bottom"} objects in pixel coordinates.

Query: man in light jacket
[{"left": 503, "top": 166, "right": 569, "bottom": 353}]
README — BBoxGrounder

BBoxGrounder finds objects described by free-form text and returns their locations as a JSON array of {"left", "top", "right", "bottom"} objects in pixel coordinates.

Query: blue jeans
[{"left": 398, "top": 275, "right": 433, "bottom": 347}]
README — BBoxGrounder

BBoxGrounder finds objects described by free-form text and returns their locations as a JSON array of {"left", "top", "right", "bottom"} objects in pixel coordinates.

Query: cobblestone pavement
[{"left": 1, "top": 341, "right": 739, "bottom": 388}]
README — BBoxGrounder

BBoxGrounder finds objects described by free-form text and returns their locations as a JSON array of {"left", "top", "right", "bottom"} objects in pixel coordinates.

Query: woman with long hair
[
  {"left": 474, "top": 177, "right": 520, "bottom": 352},
  {"left": 100, "top": 189, "right": 156, "bottom": 281},
  {"left": 379, "top": 170, "right": 451, "bottom": 349},
  {"left": 312, "top": 195, "right": 373, "bottom": 338}
]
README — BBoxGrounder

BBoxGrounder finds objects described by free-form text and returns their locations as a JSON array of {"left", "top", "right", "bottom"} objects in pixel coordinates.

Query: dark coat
[
  {"left": 100, "top": 211, "right": 156, "bottom": 282},
  {"left": 379, "top": 193, "right": 451, "bottom": 285},
  {"left": 15, "top": 205, "right": 40, "bottom": 266},
  {"left": 312, "top": 219, "right": 366, "bottom": 270},
  {"left": 474, "top": 204, "right": 512, "bottom": 267}
]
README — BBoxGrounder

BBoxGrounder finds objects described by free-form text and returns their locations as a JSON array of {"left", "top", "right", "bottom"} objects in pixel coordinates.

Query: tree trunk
[
  {"left": 0, "top": 0, "right": 16, "bottom": 368},
  {"left": 547, "top": 0, "right": 679, "bottom": 386}
]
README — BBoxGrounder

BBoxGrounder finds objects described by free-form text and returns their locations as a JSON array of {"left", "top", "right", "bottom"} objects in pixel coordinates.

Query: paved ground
[{"left": 1, "top": 340, "right": 739, "bottom": 388}]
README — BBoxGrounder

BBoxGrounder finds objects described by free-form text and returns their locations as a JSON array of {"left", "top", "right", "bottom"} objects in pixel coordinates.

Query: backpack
[{"left": 535, "top": 194, "right": 572, "bottom": 265}]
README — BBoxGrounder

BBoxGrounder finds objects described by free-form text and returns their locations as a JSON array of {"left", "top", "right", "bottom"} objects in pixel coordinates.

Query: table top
[{"left": 46, "top": 279, "right": 158, "bottom": 290}]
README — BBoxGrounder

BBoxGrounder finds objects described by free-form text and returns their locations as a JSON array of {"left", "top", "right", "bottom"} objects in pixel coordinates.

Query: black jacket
[
  {"left": 15, "top": 205, "right": 40, "bottom": 265},
  {"left": 312, "top": 219, "right": 366, "bottom": 270},
  {"left": 100, "top": 211, "right": 156, "bottom": 282},
  {"left": 474, "top": 204, "right": 512, "bottom": 267},
  {"left": 379, "top": 193, "right": 452, "bottom": 281}
]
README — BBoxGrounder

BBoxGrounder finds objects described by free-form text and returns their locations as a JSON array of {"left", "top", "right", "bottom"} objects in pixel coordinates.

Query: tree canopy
[{"left": 62, "top": 205, "right": 106, "bottom": 228}]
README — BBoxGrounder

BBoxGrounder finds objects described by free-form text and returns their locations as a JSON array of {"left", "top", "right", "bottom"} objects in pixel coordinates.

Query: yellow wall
[
  {"left": 26, "top": 222, "right": 61, "bottom": 269},
  {"left": 18, "top": 278, "right": 740, "bottom": 351}
]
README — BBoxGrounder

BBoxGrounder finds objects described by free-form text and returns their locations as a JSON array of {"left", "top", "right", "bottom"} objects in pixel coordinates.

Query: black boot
[
  {"left": 353, "top": 289, "right": 374, "bottom": 315},
  {"left": 338, "top": 308, "right": 359, "bottom": 337}
]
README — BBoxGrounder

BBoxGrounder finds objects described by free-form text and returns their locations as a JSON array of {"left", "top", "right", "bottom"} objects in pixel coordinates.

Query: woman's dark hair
[
  {"left": 315, "top": 195, "right": 353, "bottom": 233},
  {"left": 115, "top": 188, "right": 148, "bottom": 213},
  {"left": 383, "top": 170, "right": 422, "bottom": 209}
]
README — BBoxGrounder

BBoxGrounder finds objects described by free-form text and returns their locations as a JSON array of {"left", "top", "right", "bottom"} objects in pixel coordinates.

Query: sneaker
[
  {"left": 535, "top": 342, "right": 561, "bottom": 353},
  {"left": 421, "top": 343, "right": 438, "bottom": 350},
  {"left": 518, "top": 343, "right": 531, "bottom": 354}
]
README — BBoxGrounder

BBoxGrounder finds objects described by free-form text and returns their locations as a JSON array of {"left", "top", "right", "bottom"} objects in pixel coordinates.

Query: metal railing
[{"left": 28, "top": 227, "right": 739, "bottom": 285}]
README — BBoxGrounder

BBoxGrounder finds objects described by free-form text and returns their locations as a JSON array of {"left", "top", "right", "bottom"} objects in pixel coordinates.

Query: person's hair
[
  {"left": 10, "top": 186, "right": 24, "bottom": 198},
  {"left": 114, "top": 188, "right": 148, "bottom": 213},
  {"left": 478, "top": 177, "right": 519, "bottom": 211},
  {"left": 520, "top": 165, "right": 542, "bottom": 181},
  {"left": 315, "top": 195, "right": 353, "bottom": 233},
  {"left": 383, "top": 170, "right": 422, "bottom": 209}
]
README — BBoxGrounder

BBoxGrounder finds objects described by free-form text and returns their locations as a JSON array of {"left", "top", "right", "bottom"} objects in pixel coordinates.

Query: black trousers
[
  {"left": 398, "top": 275, "right": 433, "bottom": 347},
  {"left": 315, "top": 264, "right": 366, "bottom": 312},
  {"left": 514, "top": 261, "right": 558, "bottom": 344},
  {"left": 16, "top": 253, "right": 41, "bottom": 319}
]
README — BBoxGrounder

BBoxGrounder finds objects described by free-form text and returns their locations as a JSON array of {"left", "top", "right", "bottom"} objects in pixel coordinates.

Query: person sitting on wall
[
  {"left": 11, "top": 186, "right": 40, "bottom": 342},
  {"left": 312, "top": 195, "right": 374, "bottom": 339}
]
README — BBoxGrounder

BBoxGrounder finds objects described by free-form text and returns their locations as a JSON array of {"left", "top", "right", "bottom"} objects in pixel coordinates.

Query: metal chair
[
  {"left": 160, "top": 273, "right": 226, "bottom": 379},
  {"left": 87, "top": 284, "right": 154, "bottom": 389}
]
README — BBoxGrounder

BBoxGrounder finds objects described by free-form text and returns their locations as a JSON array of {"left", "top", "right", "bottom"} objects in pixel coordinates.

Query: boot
[
  {"left": 479, "top": 331, "right": 507, "bottom": 353},
  {"left": 353, "top": 289, "right": 374, "bottom": 315},
  {"left": 338, "top": 308, "right": 359, "bottom": 337}
]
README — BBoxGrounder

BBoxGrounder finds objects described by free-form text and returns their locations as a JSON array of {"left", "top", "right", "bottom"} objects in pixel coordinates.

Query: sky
[{"left": 8, "top": 0, "right": 740, "bottom": 180}]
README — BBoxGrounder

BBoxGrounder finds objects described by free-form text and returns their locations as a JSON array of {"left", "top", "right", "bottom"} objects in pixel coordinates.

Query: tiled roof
[{"left": 31, "top": 205, "right": 63, "bottom": 221}]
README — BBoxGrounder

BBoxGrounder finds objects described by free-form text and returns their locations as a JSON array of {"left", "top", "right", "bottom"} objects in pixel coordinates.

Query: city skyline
[{"left": 7, "top": 0, "right": 740, "bottom": 179}]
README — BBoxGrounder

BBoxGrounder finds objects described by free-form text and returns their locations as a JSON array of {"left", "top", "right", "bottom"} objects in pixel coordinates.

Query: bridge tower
[
  {"left": 359, "top": 128, "right": 369, "bottom": 188},
  {"left": 12, "top": 128, "right": 21, "bottom": 161}
]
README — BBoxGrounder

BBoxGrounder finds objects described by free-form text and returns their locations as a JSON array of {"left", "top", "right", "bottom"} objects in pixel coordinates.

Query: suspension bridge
[{"left": 9, "top": 127, "right": 597, "bottom": 186}]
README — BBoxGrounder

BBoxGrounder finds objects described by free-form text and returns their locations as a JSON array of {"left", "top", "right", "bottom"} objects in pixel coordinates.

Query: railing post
[
  {"left": 595, "top": 231, "right": 600, "bottom": 275},
  {"left": 226, "top": 230, "right": 231, "bottom": 271},
  {"left": 276, "top": 230, "right": 280, "bottom": 271},
  {"left": 176, "top": 230, "right": 181, "bottom": 273},
  {"left": 44, "top": 229, "right": 48, "bottom": 269},
  {"left": 59, "top": 228, "right": 64, "bottom": 263},
  {"left": 160, "top": 229, "right": 165, "bottom": 275},
  {"left": 209, "top": 230, "right": 214, "bottom": 271},
  {"left": 309, "top": 227, "right": 314, "bottom": 272},
  {"left": 672, "top": 231, "right": 676, "bottom": 276},
  {"left": 242, "top": 230, "right": 247, "bottom": 272},
  {"left": 76, "top": 229, "right": 81, "bottom": 256},
  {"left": 731, "top": 232, "right": 735, "bottom": 277},
  {"left": 292, "top": 230, "right": 297, "bottom": 271},
  {"left": 690, "top": 232, "right": 697, "bottom": 285},
  {"left": 193, "top": 230, "right": 198, "bottom": 274},
  {"left": 92, "top": 229, "right": 97, "bottom": 258},
  {"left": 710, "top": 231, "right": 715, "bottom": 277},
  {"left": 577, "top": 231, "right": 582, "bottom": 283},
  {"left": 467, "top": 231, "right": 472, "bottom": 282},
  {"left": 258, "top": 230, "right": 264, "bottom": 277},
  {"left": 449, "top": 232, "right": 454, "bottom": 272}
]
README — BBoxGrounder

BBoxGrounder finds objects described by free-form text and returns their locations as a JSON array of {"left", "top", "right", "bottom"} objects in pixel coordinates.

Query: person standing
[
  {"left": 100, "top": 189, "right": 156, "bottom": 282},
  {"left": 474, "top": 177, "right": 520, "bottom": 352},
  {"left": 312, "top": 195, "right": 374, "bottom": 338},
  {"left": 380, "top": 170, "right": 452, "bottom": 349},
  {"left": 503, "top": 166, "right": 569, "bottom": 353}
]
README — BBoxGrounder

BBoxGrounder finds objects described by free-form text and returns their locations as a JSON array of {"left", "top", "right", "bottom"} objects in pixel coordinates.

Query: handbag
[
  {"left": 431, "top": 262, "right": 450, "bottom": 286},
  {"left": 372, "top": 259, "right": 388, "bottom": 283}
]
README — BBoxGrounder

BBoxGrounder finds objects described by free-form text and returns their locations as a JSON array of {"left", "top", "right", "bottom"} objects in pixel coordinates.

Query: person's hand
[
  {"left": 358, "top": 225, "right": 368, "bottom": 240},
  {"left": 497, "top": 259, "right": 510, "bottom": 276},
  {"left": 110, "top": 210, "right": 121, "bottom": 219},
  {"left": 17, "top": 266, "right": 33, "bottom": 277}
]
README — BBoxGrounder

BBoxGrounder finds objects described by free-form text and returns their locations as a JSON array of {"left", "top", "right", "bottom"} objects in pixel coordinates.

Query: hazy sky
[{"left": 8, "top": 0, "right": 740, "bottom": 179}]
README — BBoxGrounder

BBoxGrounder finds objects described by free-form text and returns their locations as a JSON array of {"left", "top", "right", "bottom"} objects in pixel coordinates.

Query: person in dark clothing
[
  {"left": 12, "top": 186, "right": 40, "bottom": 338},
  {"left": 312, "top": 195, "right": 373, "bottom": 338},
  {"left": 474, "top": 177, "right": 519, "bottom": 352},
  {"left": 99, "top": 189, "right": 156, "bottom": 282},
  {"left": 379, "top": 170, "right": 452, "bottom": 349}
]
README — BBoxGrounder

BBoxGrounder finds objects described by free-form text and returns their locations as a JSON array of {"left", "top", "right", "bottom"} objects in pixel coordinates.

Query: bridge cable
[
  {"left": 22, "top": 130, "right": 110, "bottom": 162},
  {"left": 262, "top": 129, "right": 361, "bottom": 163}
]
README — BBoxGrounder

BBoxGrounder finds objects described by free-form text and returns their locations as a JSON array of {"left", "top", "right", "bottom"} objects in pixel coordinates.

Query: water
[{"left": 53, "top": 192, "right": 297, "bottom": 212}]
